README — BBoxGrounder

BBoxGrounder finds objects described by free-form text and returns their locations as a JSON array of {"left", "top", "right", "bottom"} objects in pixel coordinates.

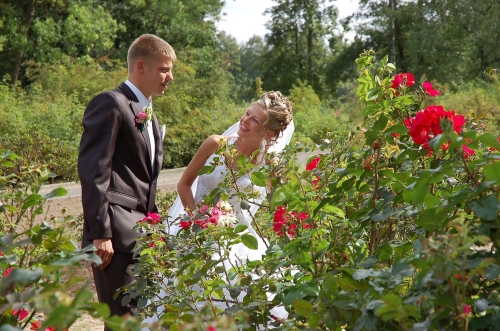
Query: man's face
[{"left": 142, "top": 55, "right": 174, "bottom": 98}]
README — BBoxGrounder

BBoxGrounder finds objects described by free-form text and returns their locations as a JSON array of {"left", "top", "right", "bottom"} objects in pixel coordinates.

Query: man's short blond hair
[{"left": 127, "top": 34, "right": 176, "bottom": 73}]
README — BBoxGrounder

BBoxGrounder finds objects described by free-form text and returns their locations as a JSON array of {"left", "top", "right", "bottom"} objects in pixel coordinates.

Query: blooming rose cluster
[
  {"left": 180, "top": 200, "right": 237, "bottom": 230},
  {"left": 404, "top": 105, "right": 473, "bottom": 157},
  {"left": 390, "top": 72, "right": 440, "bottom": 97},
  {"left": 391, "top": 72, "right": 415, "bottom": 89},
  {"left": 136, "top": 212, "right": 161, "bottom": 225},
  {"left": 273, "top": 206, "right": 310, "bottom": 237}
]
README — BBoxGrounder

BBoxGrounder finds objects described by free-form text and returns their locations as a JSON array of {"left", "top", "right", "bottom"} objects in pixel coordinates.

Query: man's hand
[{"left": 93, "top": 238, "right": 114, "bottom": 270}]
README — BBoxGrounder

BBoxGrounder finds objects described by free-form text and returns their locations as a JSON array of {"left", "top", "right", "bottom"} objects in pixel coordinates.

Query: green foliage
[
  {"left": 0, "top": 131, "right": 78, "bottom": 182},
  {"left": 154, "top": 59, "right": 240, "bottom": 168},
  {"left": 0, "top": 150, "right": 143, "bottom": 331},
  {"left": 289, "top": 80, "right": 353, "bottom": 145}
]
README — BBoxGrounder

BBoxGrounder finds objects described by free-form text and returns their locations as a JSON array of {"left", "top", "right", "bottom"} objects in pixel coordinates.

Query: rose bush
[
  {"left": 128, "top": 50, "right": 500, "bottom": 331},
  {"left": 0, "top": 150, "right": 142, "bottom": 331}
]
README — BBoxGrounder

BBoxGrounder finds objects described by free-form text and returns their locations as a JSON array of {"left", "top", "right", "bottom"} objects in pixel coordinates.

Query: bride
[{"left": 142, "top": 91, "right": 294, "bottom": 328}]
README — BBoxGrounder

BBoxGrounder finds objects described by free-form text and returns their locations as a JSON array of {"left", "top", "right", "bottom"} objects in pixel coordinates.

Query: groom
[{"left": 78, "top": 34, "right": 175, "bottom": 324}]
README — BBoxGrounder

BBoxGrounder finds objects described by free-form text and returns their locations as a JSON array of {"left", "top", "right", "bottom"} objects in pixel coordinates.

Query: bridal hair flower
[{"left": 135, "top": 106, "right": 152, "bottom": 131}]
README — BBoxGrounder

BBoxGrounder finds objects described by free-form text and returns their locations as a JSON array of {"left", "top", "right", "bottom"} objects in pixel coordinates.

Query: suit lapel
[
  {"left": 117, "top": 83, "right": 155, "bottom": 177},
  {"left": 151, "top": 114, "right": 161, "bottom": 176},
  {"left": 130, "top": 100, "right": 154, "bottom": 177}
]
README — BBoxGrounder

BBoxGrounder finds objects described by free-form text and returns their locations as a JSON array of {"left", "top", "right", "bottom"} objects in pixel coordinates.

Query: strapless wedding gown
[{"left": 142, "top": 151, "right": 287, "bottom": 328}]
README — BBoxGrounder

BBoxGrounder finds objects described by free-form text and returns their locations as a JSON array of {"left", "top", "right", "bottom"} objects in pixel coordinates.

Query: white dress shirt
[{"left": 124, "top": 80, "right": 156, "bottom": 166}]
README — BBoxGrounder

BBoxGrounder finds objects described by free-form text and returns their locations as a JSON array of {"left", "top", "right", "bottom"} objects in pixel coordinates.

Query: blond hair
[
  {"left": 255, "top": 91, "right": 293, "bottom": 146},
  {"left": 127, "top": 34, "right": 176, "bottom": 73}
]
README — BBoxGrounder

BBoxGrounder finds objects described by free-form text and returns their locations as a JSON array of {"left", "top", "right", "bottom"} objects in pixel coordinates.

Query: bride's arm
[{"left": 177, "top": 135, "right": 222, "bottom": 213}]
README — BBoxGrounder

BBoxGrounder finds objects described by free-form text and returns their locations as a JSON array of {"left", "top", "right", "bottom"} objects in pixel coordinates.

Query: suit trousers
[{"left": 92, "top": 251, "right": 138, "bottom": 330}]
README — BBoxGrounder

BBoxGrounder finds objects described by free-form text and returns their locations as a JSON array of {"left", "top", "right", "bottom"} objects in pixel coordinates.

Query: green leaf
[
  {"left": 293, "top": 299, "right": 314, "bottom": 317},
  {"left": 483, "top": 163, "right": 500, "bottom": 183},
  {"left": 241, "top": 234, "right": 258, "bottom": 250},
  {"left": 382, "top": 293, "right": 402, "bottom": 307},
  {"left": 271, "top": 188, "right": 292, "bottom": 209},
  {"left": 250, "top": 171, "right": 267, "bottom": 187},
  {"left": 0, "top": 160, "right": 14, "bottom": 167},
  {"left": 44, "top": 187, "right": 68, "bottom": 199},
  {"left": 477, "top": 133, "right": 500, "bottom": 149},
  {"left": 70, "top": 289, "right": 94, "bottom": 309},
  {"left": 415, "top": 208, "right": 447, "bottom": 231},
  {"left": 471, "top": 195, "right": 500, "bottom": 221},
  {"left": 322, "top": 273, "right": 337, "bottom": 296},
  {"left": 429, "top": 134, "right": 444, "bottom": 152},
  {"left": 375, "top": 244, "right": 393, "bottom": 261},
  {"left": 2, "top": 268, "right": 43, "bottom": 291},
  {"left": 353, "top": 268, "right": 373, "bottom": 280},
  {"left": 384, "top": 123, "right": 408, "bottom": 135},
  {"left": 411, "top": 172, "right": 431, "bottom": 206},
  {"left": 485, "top": 264, "right": 500, "bottom": 280},
  {"left": 104, "top": 315, "right": 124, "bottom": 331},
  {"left": 284, "top": 288, "right": 305, "bottom": 305},
  {"left": 308, "top": 313, "right": 321, "bottom": 328},
  {"left": 234, "top": 224, "right": 248, "bottom": 234}
]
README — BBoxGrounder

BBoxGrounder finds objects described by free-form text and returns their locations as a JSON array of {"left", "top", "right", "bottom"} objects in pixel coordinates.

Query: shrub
[{"left": 0, "top": 131, "right": 79, "bottom": 182}]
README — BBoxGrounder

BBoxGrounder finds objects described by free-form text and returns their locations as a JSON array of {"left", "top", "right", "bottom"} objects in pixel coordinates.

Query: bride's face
[{"left": 238, "top": 104, "right": 267, "bottom": 138}]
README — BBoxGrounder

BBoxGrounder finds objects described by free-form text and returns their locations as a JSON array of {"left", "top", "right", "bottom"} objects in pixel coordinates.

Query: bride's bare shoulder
[{"left": 199, "top": 135, "right": 223, "bottom": 155}]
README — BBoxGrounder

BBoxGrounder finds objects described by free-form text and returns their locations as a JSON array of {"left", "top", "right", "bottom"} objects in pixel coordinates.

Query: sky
[{"left": 216, "top": 0, "right": 359, "bottom": 44}]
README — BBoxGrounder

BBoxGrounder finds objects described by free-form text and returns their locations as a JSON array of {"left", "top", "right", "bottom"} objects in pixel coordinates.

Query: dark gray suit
[{"left": 78, "top": 82, "right": 163, "bottom": 320}]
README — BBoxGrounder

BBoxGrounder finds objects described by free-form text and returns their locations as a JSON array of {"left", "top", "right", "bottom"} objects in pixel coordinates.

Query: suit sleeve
[{"left": 78, "top": 92, "right": 123, "bottom": 240}]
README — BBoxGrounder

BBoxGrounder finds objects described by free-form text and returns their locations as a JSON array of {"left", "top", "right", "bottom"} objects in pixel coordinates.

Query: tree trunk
[
  {"left": 395, "top": 16, "right": 406, "bottom": 71},
  {"left": 307, "top": 26, "right": 313, "bottom": 85},
  {"left": 388, "top": 0, "right": 396, "bottom": 65},
  {"left": 11, "top": 50, "right": 24, "bottom": 87},
  {"left": 11, "top": 0, "right": 37, "bottom": 86}
]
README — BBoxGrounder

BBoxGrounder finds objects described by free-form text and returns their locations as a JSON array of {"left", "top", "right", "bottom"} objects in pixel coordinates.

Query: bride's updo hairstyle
[{"left": 255, "top": 91, "right": 293, "bottom": 147}]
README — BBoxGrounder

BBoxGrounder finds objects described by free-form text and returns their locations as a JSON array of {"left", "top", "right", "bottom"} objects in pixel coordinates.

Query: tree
[
  {"left": 352, "top": 0, "right": 500, "bottom": 84},
  {"left": 261, "top": 0, "right": 338, "bottom": 96},
  {"left": 0, "top": 0, "right": 120, "bottom": 86}
]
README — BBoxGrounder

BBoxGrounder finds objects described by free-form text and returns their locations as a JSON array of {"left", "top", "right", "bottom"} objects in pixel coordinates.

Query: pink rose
[{"left": 135, "top": 111, "right": 148, "bottom": 123}]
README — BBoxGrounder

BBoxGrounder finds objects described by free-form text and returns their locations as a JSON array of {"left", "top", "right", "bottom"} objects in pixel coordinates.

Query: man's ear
[{"left": 136, "top": 59, "right": 146, "bottom": 73}]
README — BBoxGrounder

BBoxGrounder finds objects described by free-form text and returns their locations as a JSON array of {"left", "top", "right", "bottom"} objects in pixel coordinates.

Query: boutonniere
[{"left": 135, "top": 106, "right": 152, "bottom": 132}]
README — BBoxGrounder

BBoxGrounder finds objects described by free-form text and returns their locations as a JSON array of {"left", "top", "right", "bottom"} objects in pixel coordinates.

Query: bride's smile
[{"left": 237, "top": 104, "right": 267, "bottom": 137}]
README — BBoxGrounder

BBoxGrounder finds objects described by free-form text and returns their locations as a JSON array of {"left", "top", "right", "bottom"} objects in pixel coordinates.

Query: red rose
[
  {"left": 180, "top": 220, "right": 192, "bottom": 229},
  {"left": 391, "top": 73, "right": 415, "bottom": 88},
  {"left": 422, "top": 81, "right": 440, "bottom": 96},
  {"left": 4, "top": 267, "right": 13, "bottom": 277},
  {"left": 462, "top": 144, "right": 475, "bottom": 159},
  {"left": 306, "top": 156, "right": 321, "bottom": 170},
  {"left": 273, "top": 206, "right": 287, "bottom": 235},
  {"left": 30, "top": 321, "right": 41, "bottom": 330},
  {"left": 463, "top": 304, "right": 472, "bottom": 315},
  {"left": 13, "top": 308, "right": 29, "bottom": 321},
  {"left": 287, "top": 224, "right": 297, "bottom": 237}
]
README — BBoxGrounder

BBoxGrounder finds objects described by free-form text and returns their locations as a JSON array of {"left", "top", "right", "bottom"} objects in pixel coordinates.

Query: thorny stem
[{"left": 369, "top": 139, "right": 382, "bottom": 255}]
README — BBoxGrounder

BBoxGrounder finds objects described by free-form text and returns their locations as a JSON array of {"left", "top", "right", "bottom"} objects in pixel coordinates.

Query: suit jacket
[{"left": 78, "top": 83, "right": 164, "bottom": 253}]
